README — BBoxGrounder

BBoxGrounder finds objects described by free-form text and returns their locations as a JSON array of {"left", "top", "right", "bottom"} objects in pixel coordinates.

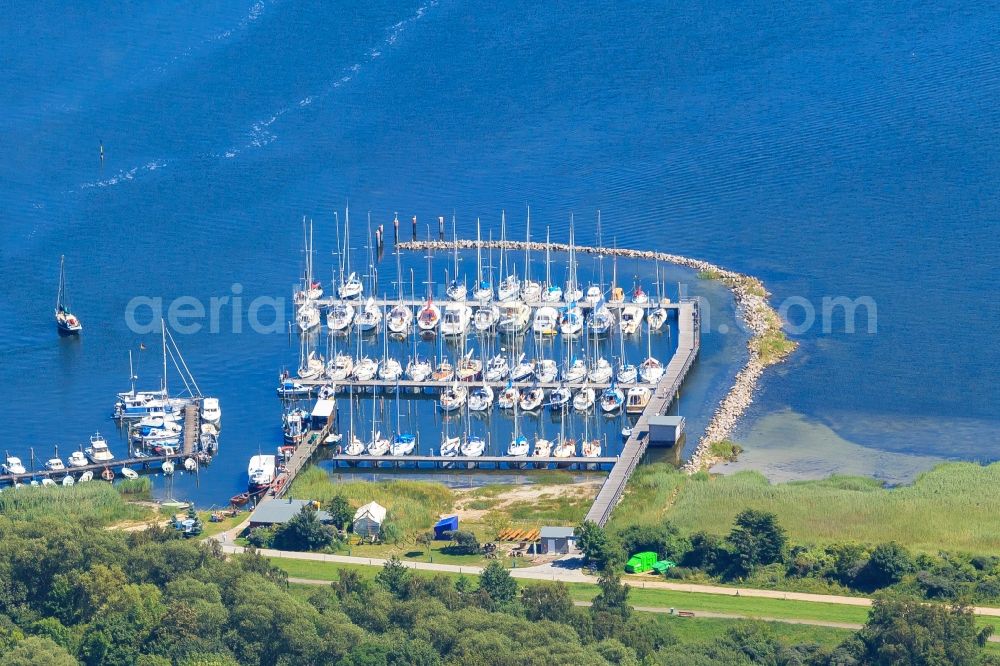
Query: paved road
[{"left": 217, "top": 542, "right": 1000, "bottom": 619}]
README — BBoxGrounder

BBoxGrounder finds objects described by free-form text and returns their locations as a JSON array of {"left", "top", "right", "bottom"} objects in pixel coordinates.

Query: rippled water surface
[{"left": 1, "top": 1, "right": 996, "bottom": 503}]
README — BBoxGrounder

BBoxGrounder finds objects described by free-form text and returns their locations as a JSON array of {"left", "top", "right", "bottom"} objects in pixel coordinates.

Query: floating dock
[
  {"left": 584, "top": 299, "right": 699, "bottom": 526},
  {"left": 0, "top": 450, "right": 195, "bottom": 485}
]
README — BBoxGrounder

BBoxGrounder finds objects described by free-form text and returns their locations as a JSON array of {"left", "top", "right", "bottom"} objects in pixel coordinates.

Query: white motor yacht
[
  {"left": 497, "top": 301, "right": 530, "bottom": 334},
  {"left": 44, "top": 457, "right": 65, "bottom": 472},
  {"left": 67, "top": 451, "right": 88, "bottom": 468},
  {"left": 200, "top": 397, "right": 222, "bottom": 425},
  {"left": 85, "top": 433, "right": 114, "bottom": 463},
  {"left": 619, "top": 305, "right": 644, "bottom": 335},
  {"left": 532, "top": 306, "right": 559, "bottom": 336},
  {"left": 440, "top": 303, "right": 473, "bottom": 337},
  {"left": 2, "top": 456, "right": 26, "bottom": 475}
]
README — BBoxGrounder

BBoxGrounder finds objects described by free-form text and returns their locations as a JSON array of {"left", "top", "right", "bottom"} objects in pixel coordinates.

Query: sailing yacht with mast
[
  {"left": 564, "top": 218, "right": 583, "bottom": 303},
  {"left": 520, "top": 206, "right": 541, "bottom": 302},
  {"left": 472, "top": 219, "right": 493, "bottom": 302},
  {"left": 55, "top": 255, "right": 82, "bottom": 334},
  {"left": 542, "top": 228, "right": 563, "bottom": 303},
  {"left": 338, "top": 203, "right": 364, "bottom": 300},
  {"left": 497, "top": 211, "right": 521, "bottom": 301},
  {"left": 445, "top": 215, "right": 467, "bottom": 301}
]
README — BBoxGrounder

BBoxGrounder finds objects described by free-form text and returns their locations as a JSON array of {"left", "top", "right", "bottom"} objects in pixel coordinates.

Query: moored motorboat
[
  {"left": 85, "top": 433, "right": 114, "bottom": 463},
  {"left": 473, "top": 304, "right": 500, "bottom": 332},
  {"left": 626, "top": 386, "right": 651, "bottom": 414},
  {"left": 532, "top": 306, "right": 559, "bottom": 336}
]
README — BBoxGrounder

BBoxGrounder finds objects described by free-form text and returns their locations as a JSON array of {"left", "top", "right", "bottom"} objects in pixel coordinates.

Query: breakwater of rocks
[{"left": 399, "top": 239, "right": 796, "bottom": 472}]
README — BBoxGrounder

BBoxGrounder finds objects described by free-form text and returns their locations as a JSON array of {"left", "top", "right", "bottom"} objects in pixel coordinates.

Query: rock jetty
[{"left": 399, "top": 239, "right": 796, "bottom": 472}]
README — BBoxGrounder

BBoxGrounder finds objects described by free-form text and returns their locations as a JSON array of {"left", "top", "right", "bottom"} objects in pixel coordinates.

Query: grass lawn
[
  {"left": 195, "top": 511, "right": 246, "bottom": 539},
  {"left": 649, "top": 615, "right": 852, "bottom": 649},
  {"left": 609, "top": 462, "right": 1000, "bottom": 555}
]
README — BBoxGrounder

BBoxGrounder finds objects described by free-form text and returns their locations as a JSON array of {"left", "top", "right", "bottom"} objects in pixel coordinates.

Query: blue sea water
[{"left": 0, "top": 1, "right": 996, "bottom": 503}]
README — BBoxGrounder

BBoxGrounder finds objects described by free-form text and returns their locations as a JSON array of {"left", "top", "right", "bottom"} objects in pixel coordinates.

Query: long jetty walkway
[{"left": 584, "top": 300, "right": 700, "bottom": 526}]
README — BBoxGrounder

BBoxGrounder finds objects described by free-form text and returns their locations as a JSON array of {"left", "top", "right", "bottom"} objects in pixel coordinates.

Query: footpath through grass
[{"left": 610, "top": 462, "right": 1000, "bottom": 555}]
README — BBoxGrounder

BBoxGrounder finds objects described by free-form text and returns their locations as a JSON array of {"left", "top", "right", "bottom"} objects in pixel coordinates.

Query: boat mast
[
  {"left": 476, "top": 218, "right": 483, "bottom": 288},
  {"left": 344, "top": 202, "right": 351, "bottom": 278},
  {"left": 161, "top": 319, "right": 168, "bottom": 395},
  {"left": 499, "top": 211, "right": 506, "bottom": 283},
  {"left": 334, "top": 210, "right": 343, "bottom": 290},
  {"left": 545, "top": 228, "right": 552, "bottom": 287},
  {"left": 452, "top": 212, "right": 460, "bottom": 286},
  {"left": 524, "top": 205, "right": 531, "bottom": 285},
  {"left": 597, "top": 210, "right": 605, "bottom": 290}
]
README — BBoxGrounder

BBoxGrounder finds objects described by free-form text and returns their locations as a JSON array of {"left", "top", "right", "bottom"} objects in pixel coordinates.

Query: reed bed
[
  {"left": 0, "top": 482, "right": 150, "bottom": 528},
  {"left": 612, "top": 462, "right": 1000, "bottom": 554}
]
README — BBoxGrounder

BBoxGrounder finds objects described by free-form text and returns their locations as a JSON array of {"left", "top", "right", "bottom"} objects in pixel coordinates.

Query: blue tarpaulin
[{"left": 433, "top": 515, "right": 459, "bottom": 539}]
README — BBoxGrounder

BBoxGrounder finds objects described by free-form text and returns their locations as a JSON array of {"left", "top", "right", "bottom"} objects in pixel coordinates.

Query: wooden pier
[
  {"left": 327, "top": 454, "right": 617, "bottom": 468},
  {"left": 584, "top": 299, "right": 700, "bottom": 526},
  {"left": 182, "top": 403, "right": 200, "bottom": 454},
  {"left": 0, "top": 450, "right": 194, "bottom": 485}
]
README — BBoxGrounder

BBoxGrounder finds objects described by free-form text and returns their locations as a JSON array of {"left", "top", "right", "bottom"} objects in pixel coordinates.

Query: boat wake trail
[
  {"left": 74, "top": 1, "right": 437, "bottom": 189},
  {"left": 220, "top": 0, "right": 438, "bottom": 159},
  {"left": 79, "top": 161, "right": 167, "bottom": 189}
]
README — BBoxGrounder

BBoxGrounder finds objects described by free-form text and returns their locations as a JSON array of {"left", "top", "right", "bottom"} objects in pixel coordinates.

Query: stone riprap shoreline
[{"left": 398, "top": 240, "right": 796, "bottom": 472}]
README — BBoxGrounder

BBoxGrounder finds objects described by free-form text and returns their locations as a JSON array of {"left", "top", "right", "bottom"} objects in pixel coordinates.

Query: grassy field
[
  {"left": 289, "top": 466, "right": 453, "bottom": 533},
  {"left": 0, "top": 482, "right": 151, "bottom": 528},
  {"left": 609, "top": 462, "right": 1000, "bottom": 554},
  {"left": 273, "top": 556, "right": 1000, "bottom": 639}
]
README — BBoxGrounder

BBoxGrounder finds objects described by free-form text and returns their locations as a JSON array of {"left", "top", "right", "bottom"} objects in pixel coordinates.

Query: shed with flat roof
[{"left": 539, "top": 526, "right": 577, "bottom": 555}]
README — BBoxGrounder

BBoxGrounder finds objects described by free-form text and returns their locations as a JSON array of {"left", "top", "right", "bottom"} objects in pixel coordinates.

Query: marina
[{"left": 250, "top": 226, "right": 702, "bottom": 524}]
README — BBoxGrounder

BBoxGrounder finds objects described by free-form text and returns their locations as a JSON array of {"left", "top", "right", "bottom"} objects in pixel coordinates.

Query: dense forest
[{"left": 0, "top": 484, "right": 996, "bottom": 665}]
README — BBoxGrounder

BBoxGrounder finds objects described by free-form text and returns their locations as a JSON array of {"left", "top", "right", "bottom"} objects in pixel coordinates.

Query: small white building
[{"left": 352, "top": 501, "right": 387, "bottom": 537}]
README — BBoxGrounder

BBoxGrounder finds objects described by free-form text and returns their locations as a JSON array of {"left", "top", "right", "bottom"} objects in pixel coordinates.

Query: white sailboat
[
  {"left": 542, "top": 228, "right": 563, "bottom": 303},
  {"left": 468, "top": 383, "right": 494, "bottom": 411},
  {"left": 474, "top": 303, "right": 500, "bottom": 332},
  {"left": 55, "top": 255, "right": 83, "bottom": 334},
  {"left": 564, "top": 218, "right": 583, "bottom": 302},
  {"left": 445, "top": 215, "right": 467, "bottom": 301},
  {"left": 520, "top": 206, "right": 542, "bottom": 302},
  {"left": 472, "top": 218, "right": 493, "bottom": 302},
  {"left": 439, "top": 383, "right": 468, "bottom": 412},
  {"left": 497, "top": 211, "right": 521, "bottom": 301},
  {"left": 338, "top": 203, "right": 364, "bottom": 300}
]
